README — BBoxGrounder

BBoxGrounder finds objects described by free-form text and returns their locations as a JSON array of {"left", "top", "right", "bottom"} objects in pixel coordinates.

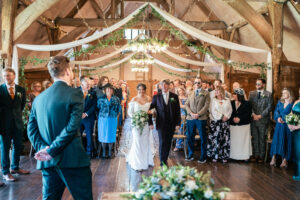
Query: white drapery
[{"left": 11, "top": 3, "right": 148, "bottom": 82}]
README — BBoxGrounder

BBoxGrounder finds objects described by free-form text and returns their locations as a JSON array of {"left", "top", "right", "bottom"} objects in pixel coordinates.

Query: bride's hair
[{"left": 137, "top": 83, "right": 147, "bottom": 91}]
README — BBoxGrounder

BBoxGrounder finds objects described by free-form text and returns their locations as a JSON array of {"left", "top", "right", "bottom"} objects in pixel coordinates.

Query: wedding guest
[
  {"left": 229, "top": 88, "right": 252, "bottom": 161},
  {"left": 207, "top": 86, "right": 232, "bottom": 163},
  {"left": 0, "top": 68, "right": 30, "bottom": 182},
  {"left": 174, "top": 87, "right": 188, "bottom": 152},
  {"left": 270, "top": 88, "right": 294, "bottom": 168},
  {"left": 153, "top": 82, "right": 161, "bottom": 95},
  {"left": 27, "top": 56, "right": 92, "bottom": 199},
  {"left": 95, "top": 76, "right": 109, "bottom": 98},
  {"left": 97, "top": 83, "right": 120, "bottom": 158},
  {"left": 174, "top": 79, "right": 181, "bottom": 94},
  {"left": 232, "top": 82, "right": 247, "bottom": 100},
  {"left": 79, "top": 76, "right": 97, "bottom": 158},
  {"left": 185, "top": 80, "right": 194, "bottom": 96},
  {"left": 185, "top": 77, "right": 210, "bottom": 163},
  {"left": 207, "top": 82, "right": 213, "bottom": 92},
  {"left": 111, "top": 78, "right": 123, "bottom": 127},
  {"left": 289, "top": 88, "right": 300, "bottom": 181},
  {"left": 210, "top": 79, "right": 222, "bottom": 98},
  {"left": 170, "top": 81, "right": 175, "bottom": 93},
  {"left": 93, "top": 75, "right": 99, "bottom": 89},
  {"left": 202, "top": 81, "right": 208, "bottom": 91},
  {"left": 28, "top": 81, "right": 42, "bottom": 110},
  {"left": 42, "top": 80, "right": 52, "bottom": 90},
  {"left": 222, "top": 83, "right": 232, "bottom": 99},
  {"left": 249, "top": 78, "right": 272, "bottom": 163},
  {"left": 121, "top": 83, "right": 128, "bottom": 120}
]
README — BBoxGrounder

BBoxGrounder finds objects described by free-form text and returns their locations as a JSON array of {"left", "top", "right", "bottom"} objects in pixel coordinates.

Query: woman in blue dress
[
  {"left": 288, "top": 88, "right": 300, "bottom": 181},
  {"left": 174, "top": 87, "right": 187, "bottom": 151},
  {"left": 270, "top": 88, "right": 294, "bottom": 168},
  {"left": 97, "top": 83, "right": 121, "bottom": 158}
]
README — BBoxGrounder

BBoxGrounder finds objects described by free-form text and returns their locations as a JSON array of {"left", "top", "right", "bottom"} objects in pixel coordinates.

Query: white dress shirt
[{"left": 162, "top": 91, "right": 169, "bottom": 104}]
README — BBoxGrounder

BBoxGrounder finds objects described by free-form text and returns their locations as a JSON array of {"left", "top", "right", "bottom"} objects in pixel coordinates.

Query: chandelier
[
  {"left": 128, "top": 38, "right": 168, "bottom": 53},
  {"left": 131, "top": 66, "right": 149, "bottom": 72},
  {"left": 130, "top": 57, "right": 154, "bottom": 65}
]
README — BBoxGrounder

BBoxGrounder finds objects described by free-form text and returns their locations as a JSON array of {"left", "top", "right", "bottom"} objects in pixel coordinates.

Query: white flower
[
  {"left": 135, "top": 189, "right": 146, "bottom": 198},
  {"left": 204, "top": 189, "right": 213, "bottom": 199},
  {"left": 166, "top": 191, "right": 176, "bottom": 197},
  {"left": 219, "top": 192, "right": 226, "bottom": 199},
  {"left": 185, "top": 180, "right": 198, "bottom": 191}
]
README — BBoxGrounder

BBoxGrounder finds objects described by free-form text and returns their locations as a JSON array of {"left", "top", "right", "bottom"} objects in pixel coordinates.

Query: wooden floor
[{"left": 0, "top": 120, "right": 300, "bottom": 200}]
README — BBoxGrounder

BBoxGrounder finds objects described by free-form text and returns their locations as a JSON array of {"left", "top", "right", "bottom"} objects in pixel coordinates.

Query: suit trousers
[
  {"left": 42, "top": 166, "right": 93, "bottom": 200},
  {"left": 157, "top": 127, "right": 174, "bottom": 166},
  {"left": 80, "top": 119, "right": 95, "bottom": 155},
  {"left": 0, "top": 121, "right": 23, "bottom": 174},
  {"left": 186, "top": 119, "right": 207, "bottom": 159},
  {"left": 251, "top": 122, "right": 268, "bottom": 158}
]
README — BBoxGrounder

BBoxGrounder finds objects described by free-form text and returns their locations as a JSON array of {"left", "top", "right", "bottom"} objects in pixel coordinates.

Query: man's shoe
[
  {"left": 0, "top": 182, "right": 5, "bottom": 187},
  {"left": 250, "top": 156, "right": 257, "bottom": 162},
  {"left": 257, "top": 157, "right": 263, "bottom": 163},
  {"left": 3, "top": 174, "right": 16, "bottom": 182},
  {"left": 11, "top": 168, "right": 30, "bottom": 175},
  {"left": 198, "top": 159, "right": 207, "bottom": 164},
  {"left": 185, "top": 156, "right": 194, "bottom": 162}
]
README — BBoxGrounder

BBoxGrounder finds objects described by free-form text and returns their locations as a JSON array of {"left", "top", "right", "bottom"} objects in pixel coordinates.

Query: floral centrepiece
[
  {"left": 123, "top": 165, "right": 230, "bottom": 200},
  {"left": 286, "top": 113, "right": 300, "bottom": 126},
  {"left": 131, "top": 110, "right": 149, "bottom": 134}
]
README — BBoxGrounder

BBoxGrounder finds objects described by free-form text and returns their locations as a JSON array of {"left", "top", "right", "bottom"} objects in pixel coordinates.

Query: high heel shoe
[
  {"left": 280, "top": 161, "right": 288, "bottom": 168},
  {"left": 270, "top": 159, "right": 276, "bottom": 166}
]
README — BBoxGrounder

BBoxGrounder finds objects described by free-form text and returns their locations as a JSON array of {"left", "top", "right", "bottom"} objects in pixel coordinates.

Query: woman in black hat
[{"left": 97, "top": 83, "right": 121, "bottom": 158}]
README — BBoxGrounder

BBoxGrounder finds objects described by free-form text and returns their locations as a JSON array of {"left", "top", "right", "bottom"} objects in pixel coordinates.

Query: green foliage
[
  {"left": 286, "top": 113, "right": 300, "bottom": 126},
  {"left": 131, "top": 110, "right": 149, "bottom": 134},
  {"left": 122, "top": 165, "right": 230, "bottom": 200}
]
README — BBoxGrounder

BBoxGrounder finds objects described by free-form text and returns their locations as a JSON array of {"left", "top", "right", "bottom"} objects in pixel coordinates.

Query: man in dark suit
[
  {"left": 149, "top": 79, "right": 181, "bottom": 166},
  {"left": 0, "top": 68, "right": 30, "bottom": 182},
  {"left": 249, "top": 78, "right": 272, "bottom": 163},
  {"left": 0, "top": 103, "right": 5, "bottom": 187},
  {"left": 27, "top": 56, "right": 92, "bottom": 199},
  {"left": 79, "top": 76, "right": 97, "bottom": 158}
]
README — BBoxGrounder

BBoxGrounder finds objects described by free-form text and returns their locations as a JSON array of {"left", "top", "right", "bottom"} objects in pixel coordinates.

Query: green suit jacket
[
  {"left": 27, "top": 81, "right": 90, "bottom": 169},
  {"left": 0, "top": 84, "right": 26, "bottom": 134}
]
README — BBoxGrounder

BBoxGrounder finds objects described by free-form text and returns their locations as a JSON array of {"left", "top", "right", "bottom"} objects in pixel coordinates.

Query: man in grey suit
[
  {"left": 185, "top": 77, "right": 210, "bottom": 163},
  {"left": 249, "top": 78, "right": 272, "bottom": 163}
]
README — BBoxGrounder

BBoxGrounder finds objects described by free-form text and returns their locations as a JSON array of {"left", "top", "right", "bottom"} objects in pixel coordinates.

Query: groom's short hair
[
  {"left": 47, "top": 56, "right": 70, "bottom": 78},
  {"left": 161, "top": 79, "right": 170, "bottom": 85}
]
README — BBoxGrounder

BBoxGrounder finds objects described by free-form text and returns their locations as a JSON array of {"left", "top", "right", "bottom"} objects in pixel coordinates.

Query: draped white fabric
[
  {"left": 149, "top": 3, "right": 269, "bottom": 54},
  {"left": 163, "top": 49, "right": 221, "bottom": 67},
  {"left": 80, "top": 52, "right": 135, "bottom": 69}
]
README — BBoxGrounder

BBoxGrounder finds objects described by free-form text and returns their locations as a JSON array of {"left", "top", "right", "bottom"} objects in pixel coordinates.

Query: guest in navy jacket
[{"left": 79, "top": 76, "right": 97, "bottom": 157}]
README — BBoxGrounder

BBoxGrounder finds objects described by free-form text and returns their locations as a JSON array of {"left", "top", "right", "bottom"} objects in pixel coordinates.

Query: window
[{"left": 124, "top": 29, "right": 146, "bottom": 40}]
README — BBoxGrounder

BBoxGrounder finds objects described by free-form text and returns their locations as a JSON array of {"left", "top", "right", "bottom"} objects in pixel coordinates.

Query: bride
[{"left": 126, "top": 83, "right": 155, "bottom": 171}]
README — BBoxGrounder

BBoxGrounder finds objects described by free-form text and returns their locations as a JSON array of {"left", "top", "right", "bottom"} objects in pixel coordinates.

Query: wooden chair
[
  {"left": 264, "top": 120, "right": 275, "bottom": 163},
  {"left": 171, "top": 116, "right": 188, "bottom": 158}
]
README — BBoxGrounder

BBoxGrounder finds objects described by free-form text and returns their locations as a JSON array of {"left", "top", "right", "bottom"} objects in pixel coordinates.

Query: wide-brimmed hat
[{"left": 102, "top": 83, "right": 114, "bottom": 90}]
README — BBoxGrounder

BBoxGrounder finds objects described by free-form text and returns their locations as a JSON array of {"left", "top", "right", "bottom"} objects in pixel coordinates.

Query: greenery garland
[
  {"left": 151, "top": 8, "right": 269, "bottom": 76},
  {"left": 154, "top": 63, "right": 217, "bottom": 79}
]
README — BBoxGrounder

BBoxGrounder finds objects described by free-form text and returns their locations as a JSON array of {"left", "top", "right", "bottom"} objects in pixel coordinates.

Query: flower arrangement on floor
[
  {"left": 131, "top": 110, "right": 149, "bottom": 134},
  {"left": 123, "top": 165, "right": 230, "bottom": 200},
  {"left": 286, "top": 113, "right": 300, "bottom": 126}
]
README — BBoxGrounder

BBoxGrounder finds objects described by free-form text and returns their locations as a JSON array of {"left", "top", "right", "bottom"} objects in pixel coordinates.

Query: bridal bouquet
[
  {"left": 123, "top": 165, "right": 230, "bottom": 200},
  {"left": 132, "top": 110, "right": 149, "bottom": 134},
  {"left": 286, "top": 113, "right": 300, "bottom": 126}
]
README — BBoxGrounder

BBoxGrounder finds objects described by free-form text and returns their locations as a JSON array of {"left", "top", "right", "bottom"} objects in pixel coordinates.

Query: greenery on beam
[{"left": 151, "top": 8, "right": 269, "bottom": 77}]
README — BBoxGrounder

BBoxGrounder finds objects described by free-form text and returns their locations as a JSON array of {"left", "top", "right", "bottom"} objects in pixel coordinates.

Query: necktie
[
  {"left": 84, "top": 92, "right": 87, "bottom": 99},
  {"left": 196, "top": 89, "right": 199, "bottom": 96},
  {"left": 9, "top": 87, "right": 15, "bottom": 100},
  {"left": 258, "top": 92, "right": 261, "bottom": 99}
]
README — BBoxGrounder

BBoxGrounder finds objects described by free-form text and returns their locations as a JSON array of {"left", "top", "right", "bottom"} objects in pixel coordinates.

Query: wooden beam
[
  {"left": 225, "top": 0, "right": 272, "bottom": 48},
  {"left": 65, "top": 0, "right": 88, "bottom": 18},
  {"left": 105, "top": 0, "right": 121, "bottom": 18},
  {"left": 290, "top": 0, "right": 300, "bottom": 14},
  {"left": 195, "top": 1, "right": 219, "bottom": 21},
  {"left": 111, "top": 0, "right": 116, "bottom": 19},
  {"left": 56, "top": 18, "right": 227, "bottom": 30},
  {"left": 14, "top": 0, "right": 60, "bottom": 41},
  {"left": 269, "top": 0, "right": 284, "bottom": 100},
  {"left": 226, "top": 6, "right": 269, "bottom": 32},
  {"left": 89, "top": 0, "right": 105, "bottom": 19},
  {"left": 157, "top": 0, "right": 169, "bottom": 12},
  {"left": 121, "top": 0, "right": 125, "bottom": 18},
  {"left": 1, "top": 0, "right": 18, "bottom": 66},
  {"left": 170, "top": 0, "right": 175, "bottom": 15}
]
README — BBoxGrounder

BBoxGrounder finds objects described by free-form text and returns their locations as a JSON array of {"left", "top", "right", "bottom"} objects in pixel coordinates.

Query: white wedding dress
[{"left": 126, "top": 101, "right": 155, "bottom": 171}]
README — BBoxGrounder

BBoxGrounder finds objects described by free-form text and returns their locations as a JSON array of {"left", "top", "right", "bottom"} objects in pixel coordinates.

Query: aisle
[{"left": 0, "top": 120, "right": 299, "bottom": 200}]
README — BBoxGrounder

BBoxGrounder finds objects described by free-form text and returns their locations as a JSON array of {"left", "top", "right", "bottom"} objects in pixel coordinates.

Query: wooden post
[
  {"left": 121, "top": 0, "right": 125, "bottom": 18},
  {"left": 1, "top": 0, "right": 18, "bottom": 66},
  {"left": 269, "top": 0, "right": 285, "bottom": 101},
  {"left": 170, "top": 0, "right": 175, "bottom": 15},
  {"left": 111, "top": 0, "right": 116, "bottom": 19}
]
